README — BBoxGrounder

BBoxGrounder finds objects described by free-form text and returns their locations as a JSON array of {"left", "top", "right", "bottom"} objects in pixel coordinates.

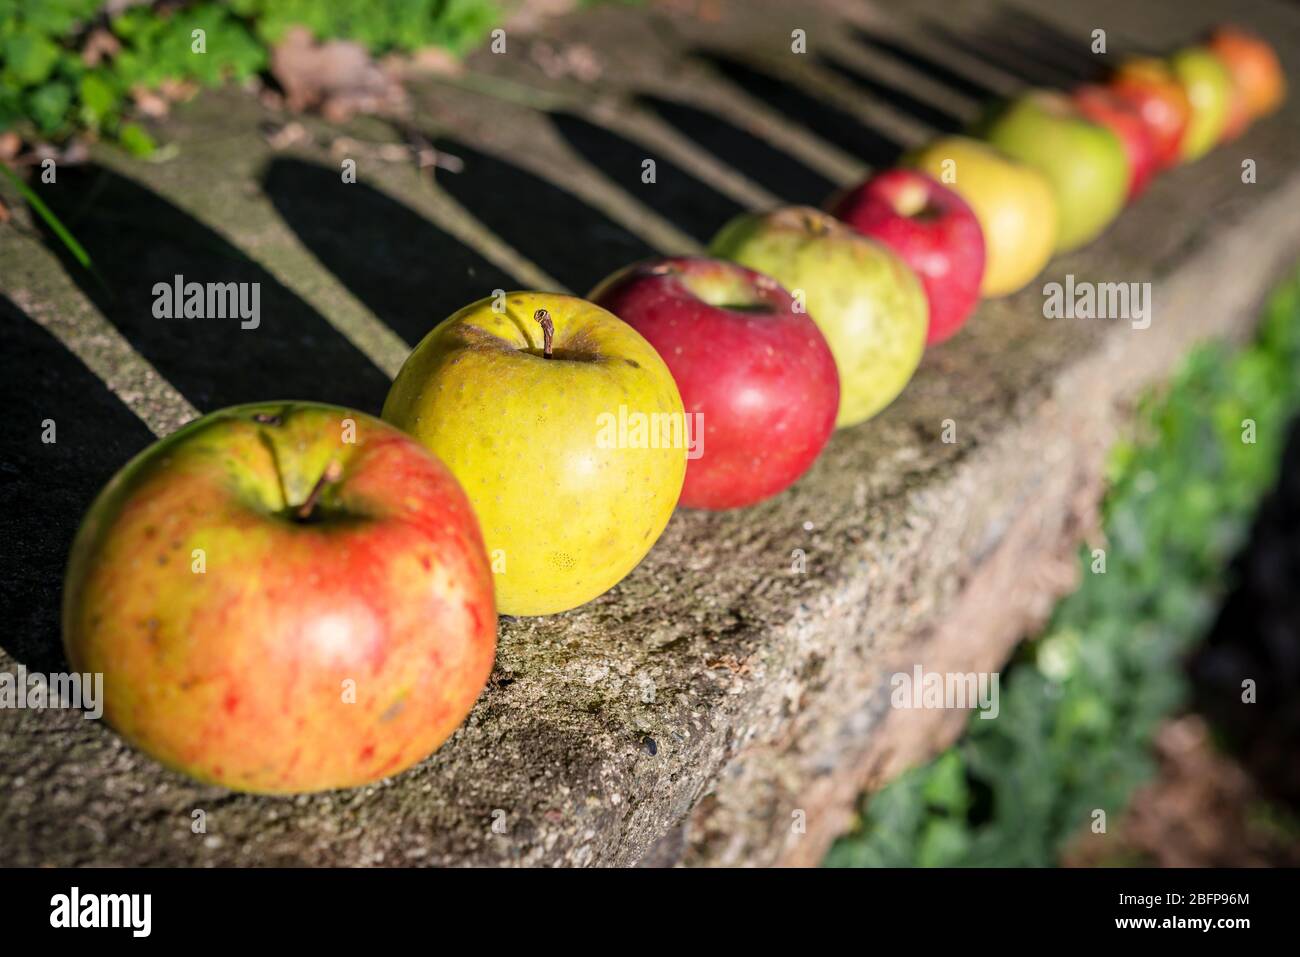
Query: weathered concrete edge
[{"left": 711, "top": 174, "right": 1300, "bottom": 869}]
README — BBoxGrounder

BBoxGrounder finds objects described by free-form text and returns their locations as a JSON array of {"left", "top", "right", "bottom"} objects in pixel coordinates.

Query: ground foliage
[{"left": 826, "top": 266, "right": 1300, "bottom": 867}]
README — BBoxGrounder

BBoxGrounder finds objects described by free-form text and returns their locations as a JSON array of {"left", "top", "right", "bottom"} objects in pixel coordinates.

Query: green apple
[
  {"left": 383, "top": 292, "right": 686, "bottom": 617},
  {"left": 979, "top": 90, "right": 1129, "bottom": 253},
  {"left": 1169, "top": 46, "right": 1234, "bottom": 162},
  {"left": 906, "top": 136, "right": 1057, "bottom": 297},
  {"left": 709, "top": 206, "right": 927, "bottom": 428},
  {"left": 63, "top": 402, "right": 497, "bottom": 794}
]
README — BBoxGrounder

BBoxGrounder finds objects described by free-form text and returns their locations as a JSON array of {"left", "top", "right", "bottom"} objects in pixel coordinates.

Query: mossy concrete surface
[{"left": 2, "top": 0, "right": 1300, "bottom": 866}]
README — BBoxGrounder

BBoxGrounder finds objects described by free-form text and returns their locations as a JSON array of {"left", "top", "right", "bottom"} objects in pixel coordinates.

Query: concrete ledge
[{"left": 2, "top": 0, "right": 1300, "bottom": 866}]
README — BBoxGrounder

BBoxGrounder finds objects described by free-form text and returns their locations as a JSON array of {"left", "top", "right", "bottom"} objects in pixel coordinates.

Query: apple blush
[
  {"left": 710, "top": 206, "right": 929, "bottom": 426},
  {"left": 591, "top": 257, "right": 840, "bottom": 510},
  {"left": 1108, "top": 57, "right": 1193, "bottom": 171},
  {"left": 62, "top": 403, "right": 498, "bottom": 794},
  {"left": 1073, "top": 85, "right": 1160, "bottom": 202},
  {"left": 829, "top": 169, "right": 986, "bottom": 345}
]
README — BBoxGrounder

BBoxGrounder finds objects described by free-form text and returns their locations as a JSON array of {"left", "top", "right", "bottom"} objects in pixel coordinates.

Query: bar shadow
[
  {"left": 263, "top": 158, "right": 520, "bottom": 344},
  {"left": 925, "top": 22, "right": 1083, "bottom": 88},
  {"left": 815, "top": 54, "right": 967, "bottom": 133},
  {"left": 548, "top": 110, "right": 745, "bottom": 244},
  {"left": 32, "top": 163, "right": 391, "bottom": 416},
  {"left": 636, "top": 94, "right": 836, "bottom": 207},
  {"left": 429, "top": 137, "right": 657, "bottom": 293},
  {"left": 0, "top": 296, "right": 156, "bottom": 673},
  {"left": 694, "top": 50, "right": 905, "bottom": 168},
  {"left": 850, "top": 27, "right": 1001, "bottom": 101},
  {"left": 983, "top": 7, "right": 1111, "bottom": 83},
  {"left": 1009, "top": 6, "right": 1155, "bottom": 63}
]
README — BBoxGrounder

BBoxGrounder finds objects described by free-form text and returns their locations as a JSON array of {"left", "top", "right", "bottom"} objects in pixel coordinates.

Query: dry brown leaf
[
  {"left": 0, "top": 131, "right": 21, "bottom": 162},
  {"left": 132, "top": 86, "right": 170, "bottom": 118},
  {"left": 81, "top": 28, "right": 122, "bottom": 67},
  {"left": 270, "top": 26, "right": 406, "bottom": 123},
  {"left": 262, "top": 121, "right": 309, "bottom": 151},
  {"left": 392, "top": 48, "right": 465, "bottom": 79},
  {"left": 157, "top": 78, "right": 199, "bottom": 103}
]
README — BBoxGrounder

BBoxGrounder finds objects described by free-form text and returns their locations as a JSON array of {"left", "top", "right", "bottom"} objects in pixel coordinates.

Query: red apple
[
  {"left": 62, "top": 402, "right": 497, "bottom": 794},
  {"left": 829, "top": 169, "right": 985, "bottom": 344},
  {"left": 590, "top": 257, "right": 839, "bottom": 510},
  {"left": 1110, "top": 57, "right": 1192, "bottom": 170},
  {"left": 1074, "top": 84, "right": 1159, "bottom": 201}
]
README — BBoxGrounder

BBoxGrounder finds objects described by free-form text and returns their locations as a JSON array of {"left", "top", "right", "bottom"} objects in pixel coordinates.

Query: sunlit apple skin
[
  {"left": 710, "top": 207, "right": 927, "bottom": 428},
  {"left": 1110, "top": 58, "right": 1192, "bottom": 170},
  {"left": 384, "top": 292, "right": 685, "bottom": 617},
  {"left": 62, "top": 402, "right": 497, "bottom": 795},
  {"left": 1206, "top": 25, "right": 1286, "bottom": 120},
  {"left": 906, "top": 136, "right": 1057, "bottom": 297},
  {"left": 1074, "top": 85, "right": 1159, "bottom": 201},
  {"left": 829, "top": 169, "right": 985, "bottom": 344},
  {"left": 1218, "top": 84, "right": 1251, "bottom": 142},
  {"left": 1169, "top": 47, "right": 1234, "bottom": 162},
  {"left": 980, "top": 90, "right": 1129, "bottom": 253},
  {"left": 590, "top": 257, "right": 839, "bottom": 509}
]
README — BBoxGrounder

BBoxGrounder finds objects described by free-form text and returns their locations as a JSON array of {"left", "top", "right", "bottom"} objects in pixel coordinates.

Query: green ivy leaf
[
  {"left": 27, "top": 80, "right": 71, "bottom": 131},
  {"left": 117, "top": 121, "right": 156, "bottom": 157},
  {"left": 78, "top": 71, "right": 119, "bottom": 126},
  {"left": 4, "top": 29, "right": 61, "bottom": 86}
]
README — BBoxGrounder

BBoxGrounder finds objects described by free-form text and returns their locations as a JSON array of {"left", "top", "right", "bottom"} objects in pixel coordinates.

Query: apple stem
[
  {"left": 297, "top": 460, "right": 343, "bottom": 521},
  {"left": 802, "top": 211, "right": 831, "bottom": 237},
  {"left": 534, "top": 308, "right": 554, "bottom": 359}
]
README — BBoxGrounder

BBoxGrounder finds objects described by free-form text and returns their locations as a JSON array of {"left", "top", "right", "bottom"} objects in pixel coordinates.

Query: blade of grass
[{"left": 0, "top": 161, "right": 107, "bottom": 293}]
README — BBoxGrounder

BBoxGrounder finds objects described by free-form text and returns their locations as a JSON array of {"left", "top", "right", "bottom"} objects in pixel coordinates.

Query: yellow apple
[
  {"left": 383, "top": 292, "right": 686, "bottom": 616},
  {"left": 1169, "top": 46, "right": 1235, "bottom": 162},
  {"left": 906, "top": 136, "right": 1057, "bottom": 297}
]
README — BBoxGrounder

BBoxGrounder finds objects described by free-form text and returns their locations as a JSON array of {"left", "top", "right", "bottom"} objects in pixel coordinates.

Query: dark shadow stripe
[
  {"left": 637, "top": 94, "right": 837, "bottom": 207},
  {"left": 696, "top": 51, "right": 905, "bottom": 168},
  {"left": 1009, "top": 6, "right": 1157, "bottom": 61},
  {"left": 0, "top": 295, "right": 157, "bottom": 672},
  {"left": 263, "top": 158, "right": 520, "bottom": 344},
  {"left": 816, "top": 54, "right": 967, "bottom": 133},
  {"left": 852, "top": 28, "right": 1002, "bottom": 101},
  {"left": 33, "top": 164, "right": 392, "bottom": 415},
  {"left": 430, "top": 137, "right": 657, "bottom": 293},
  {"left": 548, "top": 110, "right": 746, "bottom": 244},
  {"left": 982, "top": 8, "right": 1108, "bottom": 84},
  {"left": 926, "top": 22, "right": 1076, "bottom": 87}
]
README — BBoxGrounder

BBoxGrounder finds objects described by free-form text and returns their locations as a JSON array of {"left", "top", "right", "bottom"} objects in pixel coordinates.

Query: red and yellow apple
[
  {"left": 384, "top": 292, "right": 686, "bottom": 617},
  {"left": 590, "top": 257, "right": 839, "bottom": 510},
  {"left": 709, "top": 206, "right": 928, "bottom": 427},
  {"left": 906, "top": 136, "right": 1057, "bottom": 297},
  {"left": 1109, "top": 57, "right": 1192, "bottom": 171},
  {"left": 829, "top": 168, "right": 986, "bottom": 345},
  {"left": 63, "top": 402, "right": 497, "bottom": 794}
]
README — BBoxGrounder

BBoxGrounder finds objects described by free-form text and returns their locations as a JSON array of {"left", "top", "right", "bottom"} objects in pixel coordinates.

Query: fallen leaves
[{"left": 269, "top": 26, "right": 408, "bottom": 124}]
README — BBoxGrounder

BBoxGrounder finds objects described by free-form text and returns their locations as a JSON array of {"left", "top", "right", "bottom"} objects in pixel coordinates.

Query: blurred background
[{"left": 828, "top": 274, "right": 1300, "bottom": 867}]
